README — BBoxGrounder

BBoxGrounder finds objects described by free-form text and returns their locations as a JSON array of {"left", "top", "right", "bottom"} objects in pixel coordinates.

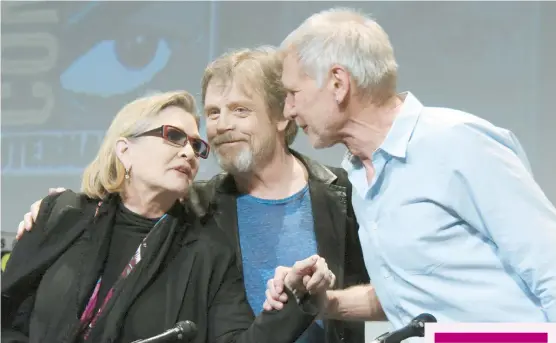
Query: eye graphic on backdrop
[
  {"left": 1, "top": 2, "right": 213, "bottom": 173},
  {"left": 54, "top": 0, "right": 213, "bottom": 129},
  {"left": 60, "top": 34, "right": 171, "bottom": 97}
]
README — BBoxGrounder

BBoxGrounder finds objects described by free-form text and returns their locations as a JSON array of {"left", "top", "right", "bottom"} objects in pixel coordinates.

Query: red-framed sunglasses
[{"left": 132, "top": 125, "right": 210, "bottom": 159}]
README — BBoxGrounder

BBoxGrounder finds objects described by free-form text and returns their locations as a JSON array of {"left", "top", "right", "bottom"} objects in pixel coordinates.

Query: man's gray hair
[{"left": 281, "top": 7, "right": 398, "bottom": 103}]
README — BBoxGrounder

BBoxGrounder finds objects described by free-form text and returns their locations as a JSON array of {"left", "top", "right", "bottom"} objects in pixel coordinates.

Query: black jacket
[
  {"left": 1, "top": 191, "right": 319, "bottom": 343},
  {"left": 188, "top": 150, "right": 370, "bottom": 343}
]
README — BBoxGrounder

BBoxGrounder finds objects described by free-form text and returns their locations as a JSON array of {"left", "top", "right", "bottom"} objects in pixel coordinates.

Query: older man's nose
[{"left": 283, "top": 104, "right": 297, "bottom": 120}]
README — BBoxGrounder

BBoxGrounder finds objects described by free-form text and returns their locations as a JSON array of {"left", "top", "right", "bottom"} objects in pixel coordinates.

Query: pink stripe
[
  {"left": 435, "top": 332, "right": 548, "bottom": 343},
  {"left": 79, "top": 279, "right": 101, "bottom": 321}
]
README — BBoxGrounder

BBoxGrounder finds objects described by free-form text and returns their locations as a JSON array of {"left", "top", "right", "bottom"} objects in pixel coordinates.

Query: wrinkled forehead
[
  {"left": 281, "top": 52, "right": 306, "bottom": 85},
  {"left": 204, "top": 77, "right": 263, "bottom": 106}
]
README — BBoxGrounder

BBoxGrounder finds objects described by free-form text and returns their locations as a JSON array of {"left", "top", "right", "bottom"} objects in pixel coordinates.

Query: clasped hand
[{"left": 263, "top": 255, "right": 335, "bottom": 311}]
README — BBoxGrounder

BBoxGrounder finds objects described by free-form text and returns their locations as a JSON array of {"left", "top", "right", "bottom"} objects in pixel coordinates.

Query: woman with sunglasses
[{"left": 1, "top": 91, "right": 327, "bottom": 343}]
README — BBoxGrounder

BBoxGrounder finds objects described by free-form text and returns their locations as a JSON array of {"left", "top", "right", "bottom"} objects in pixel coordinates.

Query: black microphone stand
[
  {"left": 131, "top": 320, "right": 197, "bottom": 343},
  {"left": 371, "top": 313, "right": 437, "bottom": 343}
]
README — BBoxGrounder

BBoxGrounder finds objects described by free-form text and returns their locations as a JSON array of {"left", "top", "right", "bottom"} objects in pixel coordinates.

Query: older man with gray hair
[{"left": 265, "top": 7, "right": 556, "bottom": 327}]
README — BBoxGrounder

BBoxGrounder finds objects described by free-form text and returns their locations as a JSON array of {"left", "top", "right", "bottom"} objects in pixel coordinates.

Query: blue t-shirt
[{"left": 237, "top": 185, "right": 324, "bottom": 343}]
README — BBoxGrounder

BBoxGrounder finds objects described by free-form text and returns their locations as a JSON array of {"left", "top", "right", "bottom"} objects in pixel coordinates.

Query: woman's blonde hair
[{"left": 81, "top": 91, "right": 199, "bottom": 199}]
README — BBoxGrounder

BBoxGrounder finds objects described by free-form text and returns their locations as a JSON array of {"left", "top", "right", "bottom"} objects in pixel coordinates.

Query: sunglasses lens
[
  {"left": 164, "top": 126, "right": 209, "bottom": 158},
  {"left": 192, "top": 139, "right": 209, "bottom": 159},
  {"left": 166, "top": 127, "right": 187, "bottom": 145}
]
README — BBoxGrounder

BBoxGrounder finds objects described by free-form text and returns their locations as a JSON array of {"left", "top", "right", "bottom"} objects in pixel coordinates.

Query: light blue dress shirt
[{"left": 343, "top": 92, "right": 556, "bottom": 328}]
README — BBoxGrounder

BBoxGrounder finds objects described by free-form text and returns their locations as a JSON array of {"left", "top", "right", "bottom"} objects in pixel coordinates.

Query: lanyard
[{"left": 78, "top": 202, "right": 167, "bottom": 340}]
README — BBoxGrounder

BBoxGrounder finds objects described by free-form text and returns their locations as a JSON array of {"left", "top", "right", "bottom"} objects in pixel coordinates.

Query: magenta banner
[
  {"left": 425, "top": 324, "right": 556, "bottom": 343},
  {"left": 435, "top": 332, "right": 548, "bottom": 343}
]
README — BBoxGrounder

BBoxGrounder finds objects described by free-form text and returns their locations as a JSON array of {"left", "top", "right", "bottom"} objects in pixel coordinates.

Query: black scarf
[{"left": 75, "top": 195, "right": 188, "bottom": 343}]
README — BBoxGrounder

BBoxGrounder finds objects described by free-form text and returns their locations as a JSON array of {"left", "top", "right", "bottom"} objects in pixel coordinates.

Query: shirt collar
[
  {"left": 342, "top": 91, "right": 424, "bottom": 171},
  {"left": 379, "top": 91, "right": 424, "bottom": 159}
]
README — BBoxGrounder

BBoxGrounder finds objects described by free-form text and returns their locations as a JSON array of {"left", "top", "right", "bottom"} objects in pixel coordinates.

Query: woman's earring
[{"left": 125, "top": 168, "right": 131, "bottom": 180}]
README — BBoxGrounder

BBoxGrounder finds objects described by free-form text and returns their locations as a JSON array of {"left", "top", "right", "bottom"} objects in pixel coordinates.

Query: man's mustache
[{"left": 210, "top": 133, "right": 247, "bottom": 146}]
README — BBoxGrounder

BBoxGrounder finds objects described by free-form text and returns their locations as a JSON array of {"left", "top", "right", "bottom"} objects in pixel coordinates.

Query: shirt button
[{"left": 381, "top": 265, "right": 391, "bottom": 278}]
